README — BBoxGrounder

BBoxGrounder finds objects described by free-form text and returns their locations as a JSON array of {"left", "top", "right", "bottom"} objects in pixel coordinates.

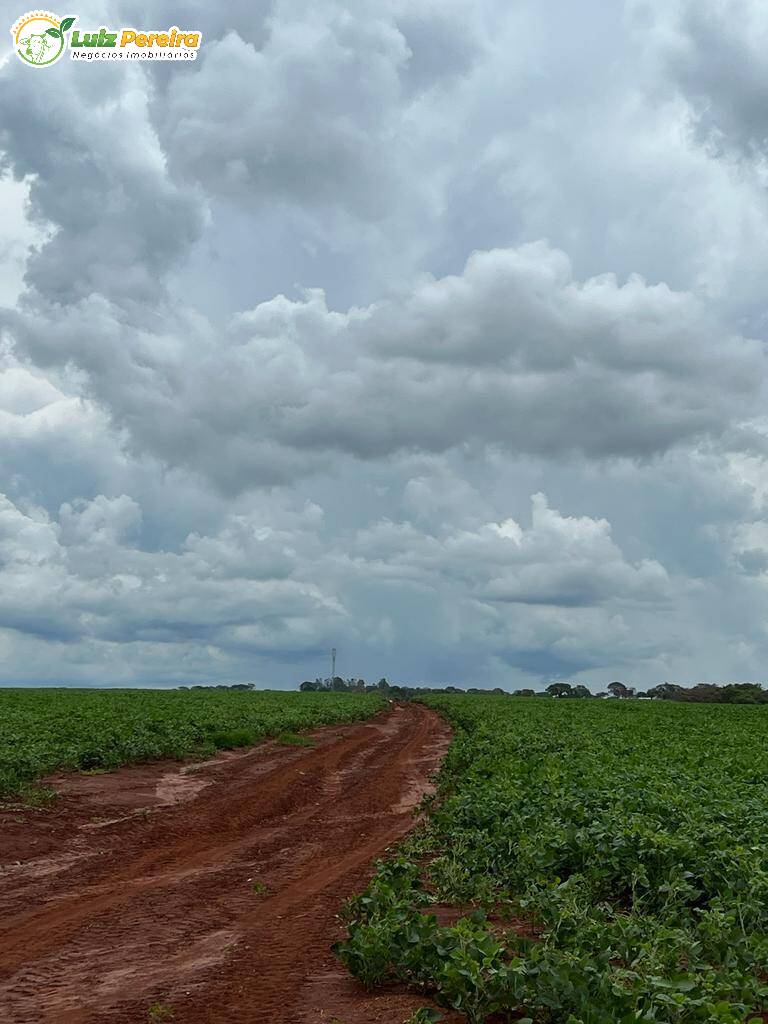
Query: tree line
[
  {"left": 298, "top": 678, "right": 768, "bottom": 703},
  {"left": 640, "top": 681, "right": 768, "bottom": 704},
  {"left": 546, "top": 681, "right": 768, "bottom": 703},
  {"left": 299, "top": 677, "right": 506, "bottom": 698}
]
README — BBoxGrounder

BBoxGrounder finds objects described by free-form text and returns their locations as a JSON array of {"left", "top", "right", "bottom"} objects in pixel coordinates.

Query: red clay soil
[{"left": 0, "top": 703, "right": 458, "bottom": 1024}]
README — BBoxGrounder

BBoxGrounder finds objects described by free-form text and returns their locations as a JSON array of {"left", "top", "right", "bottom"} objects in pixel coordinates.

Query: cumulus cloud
[
  {"left": 160, "top": 13, "right": 408, "bottom": 218},
  {"left": 647, "top": 0, "right": 768, "bottom": 159},
  {"left": 0, "top": 483, "right": 679, "bottom": 683},
  {"left": 338, "top": 492, "right": 671, "bottom": 602},
  {"left": 0, "top": 491, "right": 343, "bottom": 658},
  {"left": 2, "top": 0, "right": 768, "bottom": 687},
  {"left": 0, "top": 175, "right": 48, "bottom": 307},
  {"left": 0, "top": 49, "right": 204, "bottom": 306},
  {"left": 5, "top": 244, "right": 762, "bottom": 494}
]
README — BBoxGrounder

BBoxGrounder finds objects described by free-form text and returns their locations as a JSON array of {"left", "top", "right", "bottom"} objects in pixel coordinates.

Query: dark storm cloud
[
  {"left": 5, "top": 246, "right": 762, "bottom": 494},
  {"left": 2, "top": 0, "right": 768, "bottom": 688},
  {"left": 0, "top": 69, "right": 204, "bottom": 305},
  {"left": 658, "top": 0, "right": 768, "bottom": 158}
]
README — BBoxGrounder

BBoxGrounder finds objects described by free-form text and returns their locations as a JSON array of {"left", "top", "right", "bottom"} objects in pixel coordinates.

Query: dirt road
[{"left": 0, "top": 704, "right": 452, "bottom": 1024}]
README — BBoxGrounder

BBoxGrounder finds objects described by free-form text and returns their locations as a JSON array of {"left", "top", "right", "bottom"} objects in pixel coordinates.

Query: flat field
[
  {"left": 336, "top": 696, "right": 768, "bottom": 1023},
  {"left": 0, "top": 687, "right": 383, "bottom": 798},
  {"left": 0, "top": 701, "right": 449, "bottom": 1023}
]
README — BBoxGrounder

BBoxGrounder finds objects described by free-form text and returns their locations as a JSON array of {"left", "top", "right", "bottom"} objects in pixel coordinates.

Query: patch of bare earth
[{"left": 0, "top": 704, "right": 453, "bottom": 1024}]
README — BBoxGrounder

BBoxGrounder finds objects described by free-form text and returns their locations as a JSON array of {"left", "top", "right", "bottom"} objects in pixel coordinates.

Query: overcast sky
[{"left": 2, "top": 0, "right": 768, "bottom": 689}]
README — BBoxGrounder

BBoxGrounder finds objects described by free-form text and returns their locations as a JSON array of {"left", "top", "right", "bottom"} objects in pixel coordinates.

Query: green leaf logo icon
[{"left": 12, "top": 11, "right": 72, "bottom": 67}]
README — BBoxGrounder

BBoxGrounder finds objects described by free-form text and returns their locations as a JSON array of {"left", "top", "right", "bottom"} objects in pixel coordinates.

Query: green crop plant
[
  {"left": 335, "top": 696, "right": 768, "bottom": 1023},
  {"left": 404, "top": 1009, "right": 444, "bottom": 1023},
  {"left": 0, "top": 688, "right": 384, "bottom": 800},
  {"left": 276, "top": 731, "right": 315, "bottom": 746},
  {"left": 147, "top": 1003, "right": 173, "bottom": 1023}
]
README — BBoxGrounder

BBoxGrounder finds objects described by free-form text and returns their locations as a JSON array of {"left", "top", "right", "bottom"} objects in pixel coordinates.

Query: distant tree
[
  {"left": 376, "top": 677, "right": 391, "bottom": 693},
  {"left": 646, "top": 682, "right": 684, "bottom": 700},
  {"left": 513, "top": 688, "right": 536, "bottom": 697},
  {"left": 722, "top": 682, "right": 768, "bottom": 704},
  {"left": 594, "top": 691, "right": 608, "bottom": 698},
  {"left": 608, "top": 681, "right": 631, "bottom": 699},
  {"left": 546, "top": 682, "right": 573, "bottom": 698},
  {"left": 685, "top": 683, "right": 727, "bottom": 703},
  {"left": 571, "top": 684, "right": 592, "bottom": 698}
]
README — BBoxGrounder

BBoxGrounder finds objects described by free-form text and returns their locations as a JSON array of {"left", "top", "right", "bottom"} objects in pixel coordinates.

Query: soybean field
[
  {"left": 336, "top": 696, "right": 768, "bottom": 1023},
  {"left": 0, "top": 687, "right": 383, "bottom": 799}
]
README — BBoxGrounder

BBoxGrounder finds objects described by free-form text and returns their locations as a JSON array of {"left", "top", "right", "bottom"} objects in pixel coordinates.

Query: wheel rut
[{"left": 0, "top": 703, "right": 451, "bottom": 1024}]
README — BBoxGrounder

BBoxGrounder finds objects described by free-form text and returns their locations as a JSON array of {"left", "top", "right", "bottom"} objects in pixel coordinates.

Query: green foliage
[
  {"left": 147, "top": 1003, "right": 173, "bottom": 1023},
  {"left": 646, "top": 682, "right": 768, "bottom": 704},
  {"left": 0, "top": 688, "right": 383, "bottom": 799},
  {"left": 335, "top": 697, "right": 768, "bottom": 1022},
  {"left": 404, "top": 1009, "right": 444, "bottom": 1023},
  {"left": 276, "top": 731, "right": 315, "bottom": 746}
]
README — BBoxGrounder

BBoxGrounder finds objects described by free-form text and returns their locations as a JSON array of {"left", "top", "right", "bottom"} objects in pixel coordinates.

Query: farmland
[
  {"left": 0, "top": 700, "right": 449, "bottom": 1023},
  {"left": 336, "top": 696, "right": 768, "bottom": 1023},
  {"left": 0, "top": 687, "right": 383, "bottom": 799}
]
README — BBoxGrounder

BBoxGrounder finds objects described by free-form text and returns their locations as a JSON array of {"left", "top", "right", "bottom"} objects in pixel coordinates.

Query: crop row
[
  {"left": 335, "top": 696, "right": 768, "bottom": 1023},
  {"left": 0, "top": 687, "right": 383, "bottom": 798}
]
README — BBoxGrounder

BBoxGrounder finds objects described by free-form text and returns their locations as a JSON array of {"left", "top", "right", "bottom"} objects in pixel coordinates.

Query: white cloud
[
  {"left": 6, "top": 244, "right": 762, "bottom": 495},
  {"left": 2, "top": 0, "right": 768, "bottom": 687},
  {"left": 0, "top": 174, "right": 48, "bottom": 307},
  {"left": 0, "top": 477, "right": 684, "bottom": 684},
  {"left": 0, "top": 491, "right": 344, "bottom": 659}
]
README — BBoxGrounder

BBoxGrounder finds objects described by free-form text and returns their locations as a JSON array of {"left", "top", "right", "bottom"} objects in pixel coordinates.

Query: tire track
[{"left": 0, "top": 703, "right": 451, "bottom": 1024}]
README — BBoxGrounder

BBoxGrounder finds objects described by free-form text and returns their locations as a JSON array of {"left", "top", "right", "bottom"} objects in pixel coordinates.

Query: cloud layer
[{"left": 1, "top": 0, "right": 768, "bottom": 688}]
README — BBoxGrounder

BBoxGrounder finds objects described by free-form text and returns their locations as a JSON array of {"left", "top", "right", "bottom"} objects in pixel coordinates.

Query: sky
[{"left": 1, "top": 0, "right": 768, "bottom": 690}]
